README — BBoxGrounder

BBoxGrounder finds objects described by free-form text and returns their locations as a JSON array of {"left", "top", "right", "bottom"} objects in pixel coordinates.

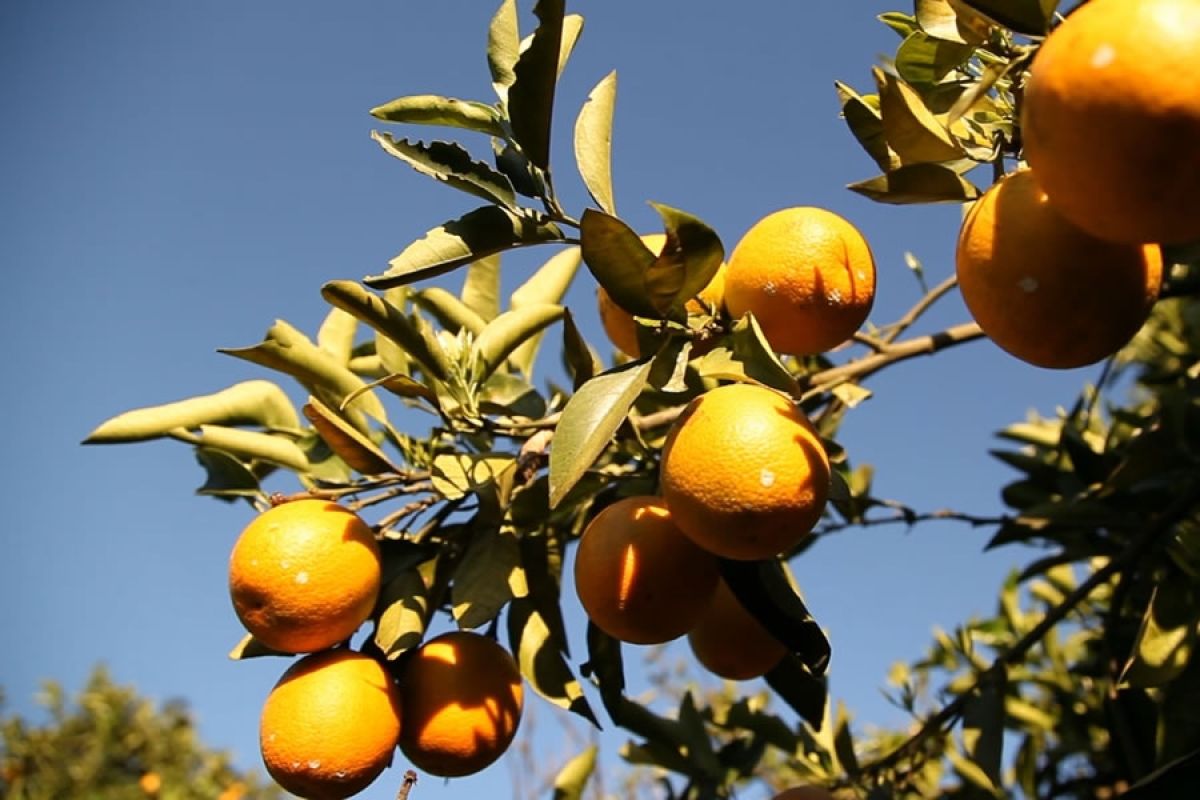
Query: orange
[
  {"left": 955, "top": 168, "right": 1163, "bottom": 369},
  {"left": 574, "top": 495, "right": 720, "bottom": 645},
  {"left": 397, "top": 631, "right": 524, "bottom": 778},
  {"left": 138, "top": 772, "right": 162, "bottom": 795},
  {"left": 724, "top": 207, "right": 875, "bottom": 355},
  {"left": 660, "top": 383, "right": 831, "bottom": 561},
  {"left": 259, "top": 649, "right": 401, "bottom": 800},
  {"left": 229, "top": 499, "right": 381, "bottom": 654},
  {"left": 771, "top": 788, "right": 835, "bottom": 800},
  {"left": 1021, "top": 0, "right": 1200, "bottom": 244},
  {"left": 688, "top": 580, "right": 787, "bottom": 680},
  {"left": 597, "top": 233, "right": 727, "bottom": 359}
]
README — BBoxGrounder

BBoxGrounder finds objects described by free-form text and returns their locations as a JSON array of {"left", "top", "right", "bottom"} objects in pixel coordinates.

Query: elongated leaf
[
  {"left": 915, "top": 0, "right": 992, "bottom": 44},
  {"left": 552, "top": 14, "right": 584, "bottom": 80},
  {"left": 84, "top": 380, "right": 299, "bottom": 444},
  {"left": 561, "top": 309, "right": 601, "bottom": 389},
  {"left": 452, "top": 527, "right": 527, "bottom": 629},
  {"left": 548, "top": 360, "right": 653, "bottom": 507},
  {"left": 962, "top": 672, "right": 1006, "bottom": 790},
  {"left": 365, "top": 206, "right": 564, "bottom": 289},
  {"left": 849, "top": 162, "right": 981, "bottom": 204},
  {"left": 574, "top": 70, "right": 617, "bottom": 215},
  {"left": 507, "top": 596, "right": 598, "bottom": 724},
  {"left": 875, "top": 67, "right": 964, "bottom": 164},
  {"left": 316, "top": 306, "right": 357, "bottom": 365},
  {"left": 218, "top": 320, "right": 388, "bottom": 434},
  {"left": 321, "top": 280, "right": 450, "bottom": 381},
  {"left": 369, "top": 95, "right": 507, "bottom": 138},
  {"left": 461, "top": 254, "right": 502, "bottom": 322},
  {"left": 1123, "top": 748, "right": 1200, "bottom": 799},
  {"left": 228, "top": 634, "right": 288, "bottom": 660},
  {"left": 647, "top": 202, "right": 724, "bottom": 315},
  {"left": 765, "top": 655, "right": 828, "bottom": 729},
  {"left": 431, "top": 453, "right": 516, "bottom": 501},
  {"left": 552, "top": 746, "right": 597, "bottom": 800},
  {"left": 507, "top": 0, "right": 564, "bottom": 169},
  {"left": 178, "top": 425, "right": 309, "bottom": 472},
  {"left": 194, "top": 447, "right": 261, "bottom": 499},
  {"left": 895, "top": 31, "right": 975, "bottom": 87},
  {"left": 580, "top": 209, "right": 659, "bottom": 318},
  {"left": 371, "top": 132, "right": 517, "bottom": 210},
  {"left": 693, "top": 315, "right": 802, "bottom": 396},
  {"left": 374, "top": 562, "right": 434, "bottom": 659},
  {"left": 1121, "top": 574, "right": 1200, "bottom": 688},
  {"left": 488, "top": 0, "right": 520, "bottom": 102},
  {"left": 957, "top": 0, "right": 1052, "bottom": 35},
  {"left": 412, "top": 286, "right": 488, "bottom": 336},
  {"left": 835, "top": 81, "right": 897, "bottom": 172},
  {"left": 302, "top": 396, "right": 397, "bottom": 475},
  {"left": 720, "top": 559, "right": 831, "bottom": 674},
  {"left": 471, "top": 304, "right": 565, "bottom": 381},
  {"left": 509, "top": 246, "right": 583, "bottom": 377}
]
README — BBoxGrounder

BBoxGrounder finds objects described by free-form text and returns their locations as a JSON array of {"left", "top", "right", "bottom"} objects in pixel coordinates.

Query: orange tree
[{"left": 83, "top": 1, "right": 1200, "bottom": 798}]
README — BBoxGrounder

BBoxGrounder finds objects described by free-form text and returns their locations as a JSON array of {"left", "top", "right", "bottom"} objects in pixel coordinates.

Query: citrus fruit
[
  {"left": 724, "top": 207, "right": 876, "bottom": 355},
  {"left": 955, "top": 168, "right": 1163, "bottom": 369},
  {"left": 259, "top": 649, "right": 401, "bottom": 800},
  {"left": 660, "top": 382, "right": 831, "bottom": 561},
  {"left": 688, "top": 579, "right": 788, "bottom": 680},
  {"left": 397, "top": 631, "right": 524, "bottom": 778},
  {"left": 574, "top": 495, "right": 720, "bottom": 645},
  {"left": 597, "top": 233, "right": 727, "bottom": 359},
  {"left": 1020, "top": 0, "right": 1200, "bottom": 244},
  {"left": 229, "top": 499, "right": 381, "bottom": 654}
]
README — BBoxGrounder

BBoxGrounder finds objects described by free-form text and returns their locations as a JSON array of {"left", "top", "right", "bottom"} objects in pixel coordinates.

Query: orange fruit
[
  {"left": 138, "top": 772, "right": 162, "bottom": 795},
  {"left": 597, "top": 233, "right": 727, "bottom": 359},
  {"left": 688, "top": 579, "right": 787, "bottom": 680},
  {"left": 397, "top": 631, "right": 524, "bottom": 778},
  {"left": 771, "top": 788, "right": 835, "bottom": 800},
  {"left": 229, "top": 499, "right": 381, "bottom": 654},
  {"left": 574, "top": 495, "right": 720, "bottom": 645},
  {"left": 955, "top": 168, "right": 1163, "bottom": 369},
  {"left": 1021, "top": 0, "right": 1200, "bottom": 244},
  {"left": 661, "top": 383, "right": 831, "bottom": 561},
  {"left": 724, "top": 207, "right": 876, "bottom": 355},
  {"left": 259, "top": 649, "right": 401, "bottom": 800}
]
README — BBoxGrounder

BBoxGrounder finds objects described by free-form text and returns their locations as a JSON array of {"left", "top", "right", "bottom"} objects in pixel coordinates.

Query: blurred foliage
[{"left": 0, "top": 666, "right": 281, "bottom": 800}]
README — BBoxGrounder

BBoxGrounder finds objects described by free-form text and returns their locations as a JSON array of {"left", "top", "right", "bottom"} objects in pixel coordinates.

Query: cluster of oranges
[
  {"left": 956, "top": 0, "right": 1198, "bottom": 369},
  {"left": 227, "top": 499, "right": 524, "bottom": 799},
  {"left": 582, "top": 204, "right": 877, "bottom": 679}
]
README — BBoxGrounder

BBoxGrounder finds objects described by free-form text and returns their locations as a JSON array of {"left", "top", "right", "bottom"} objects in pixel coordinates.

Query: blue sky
[{"left": 2, "top": 3, "right": 1098, "bottom": 798}]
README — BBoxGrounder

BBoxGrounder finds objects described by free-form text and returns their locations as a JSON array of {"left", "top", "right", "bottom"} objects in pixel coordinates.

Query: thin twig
[
  {"left": 880, "top": 274, "right": 960, "bottom": 345},
  {"left": 395, "top": 770, "right": 418, "bottom": 800},
  {"left": 814, "top": 507, "right": 1007, "bottom": 537}
]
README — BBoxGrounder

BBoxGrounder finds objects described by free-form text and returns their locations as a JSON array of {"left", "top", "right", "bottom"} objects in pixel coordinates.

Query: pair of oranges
[{"left": 228, "top": 499, "right": 523, "bottom": 799}]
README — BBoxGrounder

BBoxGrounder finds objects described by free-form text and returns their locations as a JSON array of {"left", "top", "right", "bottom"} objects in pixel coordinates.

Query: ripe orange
[
  {"left": 955, "top": 168, "right": 1163, "bottom": 369},
  {"left": 259, "top": 649, "right": 401, "bottom": 800},
  {"left": 574, "top": 495, "right": 720, "bottom": 645},
  {"left": 597, "top": 233, "right": 727, "bottom": 359},
  {"left": 724, "top": 207, "right": 875, "bottom": 355},
  {"left": 1021, "top": 0, "right": 1200, "bottom": 244},
  {"left": 229, "top": 499, "right": 381, "bottom": 654},
  {"left": 397, "top": 631, "right": 524, "bottom": 778},
  {"left": 660, "top": 383, "right": 831, "bottom": 561},
  {"left": 688, "top": 579, "right": 787, "bottom": 680},
  {"left": 138, "top": 772, "right": 162, "bottom": 795}
]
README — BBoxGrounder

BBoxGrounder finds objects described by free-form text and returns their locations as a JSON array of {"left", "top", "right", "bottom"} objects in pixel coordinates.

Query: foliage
[
  {"left": 82, "top": 1, "right": 1200, "bottom": 799},
  {"left": 0, "top": 665, "right": 281, "bottom": 800}
]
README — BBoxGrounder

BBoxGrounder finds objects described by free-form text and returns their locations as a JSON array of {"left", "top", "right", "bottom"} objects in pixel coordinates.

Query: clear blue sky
[{"left": 2, "top": 3, "right": 1096, "bottom": 798}]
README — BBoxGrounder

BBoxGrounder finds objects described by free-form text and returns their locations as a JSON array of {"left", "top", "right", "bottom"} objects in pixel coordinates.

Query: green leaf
[
  {"left": 956, "top": 0, "right": 1052, "bottom": 35},
  {"left": 1122, "top": 748, "right": 1200, "bottom": 799},
  {"left": 507, "top": 596, "right": 598, "bottom": 724},
  {"left": 321, "top": 280, "right": 450, "bottom": 381},
  {"left": 194, "top": 447, "right": 261, "bottom": 499},
  {"left": 720, "top": 559, "right": 831, "bottom": 674},
  {"left": 848, "top": 162, "right": 981, "bottom": 204},
  {"left": 508, "top": 246, "right": 583, "bottom": 377},
  {"left": 552, "top": 746, "right": 597, "bottom": 800},
  {"left": 452, "top": 526, "right": 527, "bottom": 630},
  {"left": 218, "top": 320, "right": 388, "bottom": 434},
  {"left": 574, "top": 70, "right": 618, "bottom": 215},
  {"left": 431, "top": 453, "right": 516, "bottom": 501},
  {"left": 316, "top": 306, "right": 358, "bottom": 365},
  {"left": 369, "top": 95, "right": 507, "bottom": 138},
  {"left": 553, "top": 14, "right": 584, "bottom": 80},
  {"left": 228, "top": 634, "right": 289, "bottom": 660},
  {"left": 1120, "top": 573, "right": 1200, "bottom": 688},
  {"left": 645, "top": 202, "right": 724, "bottom": 316},
  {"left": 470, "top": 304, "right": 565, "bottom": 381},
  {"left": 878, "top": 11, "right": 920, "bottom": 37},
  {"left": 461, "top": 253, "right": 502, "bottom": 322},
  {"left": 175, "top": 425, "right": 309, "bottom": 473},
  {"left": 582, "top": 621, "right": 625, "bottom": 706},
  {"left": 915, "top": 0, "right": 992, "bottom": 44},
  {"left": 548, "top": 359, "right": 653, "bottom": 508},
  {"left": 874, "top": 67, "right": 965, "bottom": 164},
  {"left": 507, "top": 0, "right": 564, "bottom": 170},
  {"left": 764, "top": 655, "right": 828, "bottom": 729},
  {"left": 962, "top": 671, "right": 1006, "bottom": 790},
  {"left": 946, "top": 744, "right": 1001, "bottom": 795},
  {"left": 835, "top": 81, "right": 897, "bottom": 172},
  {"left": 371, "top": 132, "right": 517, "bottom": 210},
  {"left": 693, "top": 315, "right": 803, "bottom": 396},
  {"left": 895, "top": 31, "right": 975, "bottom": 87},
  {"left": 302, "top": 396, "right": 398, "bottom": 476},
  {"left": 580, "top": 209, "right": 660, "bottom": 318},
  {"left": 84, "top": 380, "right": 300, "bottom": 444},
  {"left": 561, "top": 309, "right": 601, "bottom": 389},
  {"left": 374, "top": 562, "right": 434, "bottom": 660},
  {"left": 488, "top": 0, "right": 520, "bottom": 102},
  {"left": 364, "top": 206, "right": 564, "bottom": 290},
  {"left": 411, "top": 286, "right": 488, "bottom": 336}
]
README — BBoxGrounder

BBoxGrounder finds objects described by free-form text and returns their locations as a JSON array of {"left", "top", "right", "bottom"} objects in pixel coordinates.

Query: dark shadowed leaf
[
  {"left": 574, "top": 70, "right": 617, "bottom": 215},
  {"left": 84, "top": 380, "right": 300, "bottom": 444},
  {"left": 962, "top": 670, "right": 1006, "bottom": 789},
  {"left": 507, "top": 596, "right": 598, "bottom": 725},
  {"left": 693, "top": 315, "right": 802, "bottom": 396},
  {"left": 835, "top": 81, "right": 897, "bottom": 171},
  {"left": 765, "top": 655, "right": 828, "bottom": 729},
  {"left": 548, "top": 359, "right": 653, "bottom": 507},
  {"left": 720, "top": 559, "right": 831, "bottom": 674},
  {"left": 1121, "top": 572, "right": 1200, "bottom": 688},
  {"left": 915, "top": 0, "right": 992, "bottom": 43},
  {"left": 1122, "top": 747, "right": 1200, "bottom": 799},
  {"left": 561, "top": 309, "right": 601, "bottom": 389},
  {"left": 228, "top": 634, "right": 289, "bottom": 660},
  {"left": 452, "top": 526, "right": 527, "bottom": 630},
  {"left": 369, "top": 95, "right": 507, "bottom": 138},
  {"left": 645, "top": 203, "right": 724, "bottom": 316},
  {"left": 957, "top": 0, "right": 1053, "bottom": 35},
  {"left": 849, "top": 162, "right": 981, "bottom": 204},
  {"left": 364, "top": 206, "right": 564, "bottom": 290},
  {"left": 507, "top": 0, "right": 564, "bottom": 169},
  {"left": 371, "top": 132, "right": 517, "bottom": 209},
  {"left": 580, "top": 209, "right": 659, "bottom": 318},
  {"left": 302, "top": 396, "right": 397, "bottom": 476},
  {"left": 194, "top": 447, "right": 261, "bottom": 500},
  {"left": 875, "top": 67, "right": 964, "bottom": 164},
  {"left": 431, "top": 453, "right": 516, "bottom": 501},
  {"left": 374, "top": 562, "right": 434, "bottom": 659}
]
